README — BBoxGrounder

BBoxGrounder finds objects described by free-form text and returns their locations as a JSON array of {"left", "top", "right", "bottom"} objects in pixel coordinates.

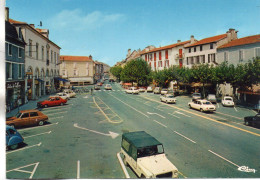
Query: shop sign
[{"left": 7, "top": 82, "right": 22, "bottom": 89}]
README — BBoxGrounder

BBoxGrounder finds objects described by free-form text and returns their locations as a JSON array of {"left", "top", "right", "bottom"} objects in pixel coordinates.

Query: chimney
[
  {"left": 177, "top": 40, "right": 181, "bottom": 43},
  {"left": 89, "top": 55, "right": 92, "bottom": 60},
  {"left": 5, "top": 7, "right": 9, "bottom": 21},
  {"left": 226, "top": 28, "right": 238, "bottom": 41},
  {"left": 30, "top": 24, "right": 35, "bottom": 28},
  {"left": 190, "top": 35, "right": 195, "bottom": 43}
]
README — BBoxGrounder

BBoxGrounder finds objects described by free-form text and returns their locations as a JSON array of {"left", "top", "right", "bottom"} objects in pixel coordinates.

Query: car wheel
[
  {"left": 189, "top": 105, "right": 191, "bottom": 109},
  {"left": 200, "top": 108, "right": 203, "bottom": 112},
  {"left": 9, "top": 144, "right": 18, "bottom": 150},
  {"left": 60, "top": 103, "right": 64, "bottom": 106},
  {"left": 44, "top": 104, "right": 48, "bottom": 108},
  {"left": 38, "top": 120, "right": 44, "bottom": 126}
]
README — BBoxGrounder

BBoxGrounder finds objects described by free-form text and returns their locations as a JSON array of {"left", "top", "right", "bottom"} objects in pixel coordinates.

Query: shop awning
[
  {"left": 55, "top": 77, "right": 69, "bottom": 82},
  {"left": 36, "top": 78, "right": 44, "bottom": 82}
]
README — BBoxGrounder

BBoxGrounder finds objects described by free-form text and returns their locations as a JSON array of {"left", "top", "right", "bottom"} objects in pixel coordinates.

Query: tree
[
  {"left": 120, "top": 58, "right": 151, "bottom": 86},
  {"left": 110, "top": 66, "right": 123, "bottom": 81}
]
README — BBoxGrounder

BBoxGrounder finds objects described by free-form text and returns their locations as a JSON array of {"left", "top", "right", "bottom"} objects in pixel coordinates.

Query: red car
[{"left": 37, "top": 97, "right": 67, "bottom": 108}]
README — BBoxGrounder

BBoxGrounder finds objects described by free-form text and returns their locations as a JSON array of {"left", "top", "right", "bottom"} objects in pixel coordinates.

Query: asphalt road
[{"left": 6, "top": 81, "right": 260, "bottom": 178}]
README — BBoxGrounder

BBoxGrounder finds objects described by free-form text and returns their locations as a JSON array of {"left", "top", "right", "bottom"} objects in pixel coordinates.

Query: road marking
[
  {"left": 24, "top": 131, "right": 51, "bottom": 139},
  {"left": 215, "top": 112, "right": 243, "bottom": 120},
  {"left": 168, "top": 113, "right": 180, "bottom": 118},
  {"left": 178, "top": 171, "right": 187, "bottom": 178},
  {"left": 40, "top": 107, "right": 70, "bottom": 112},
  {"left": 141, "top": 96, "right": 260, "bottom": 137},
  {"left": 77, "top": 160, "right": 80, "bottom": 179},
  {"left": 19, "top": 122, "right": 59, "bottom": 132},
  {"left": 117, "top": 152, "right": 130, "bottom": 178},
  {"left": 49, "top": 116, "right": 64, "bottom": 120},
  {"left": 174, "top": 131, "right": 196, "bottom": 144},
  {"left": 217, "top": 103, "right": 220, "bottom": 108},
  {"left": 40, "top": 105, "right": 70, "bottom": 111},
  {"left": 147, "top": 112, "right": 166, "bottom": 118},
  {"left": 153, "top": 120, "right": 167, "bottom": 128},
  {"left": 47, "top": 111, "right": 67, "bottom": 116},
  {"left": 84, "top": 95, "right": 88, "bottom": 98},
  {"left": 109, "top": 93, "right": 149, "bottom": 118},
  {"left": 175, "top": 111, "right": 191, "bottom": 117},
  {"left": 234, "top": 106, "right": 238, "bottom": 112},
  {"left": 6, "top": 162, "right": 39, "bottom": 179},
  {"left": 6, "top": 142, "right": 42, "bottom": 155},
  {"left": 208, "top": 150, "right": 239, "bottom": 167},
  {"left": 74, "top": 123, "right": 119, "bottom": 139},
  {"left": 93, "top": 97, "right": 123, "bottom": 124}
]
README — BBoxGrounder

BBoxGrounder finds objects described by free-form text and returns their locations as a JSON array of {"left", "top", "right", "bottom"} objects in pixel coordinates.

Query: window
[
  {"left": 201, "top": 55, "right": 205, "bottom": 63},
  {"left": 196, "top": 56, "right": 200, "bottom": 64},
  {"left": 194, "top": 47, "right": 196, "bottom": 52},
  {"left": 239, "top": 50, "right": 244, "bottom": 62},
  {"left": 255, "top": 48, "right": 260, "bottom": 57},
  {"left": 122, "top": 139, "right": 130, "bottom": 152},
  {"left": 210, "top": 43, "right": 214, "bottom": 49},
  {"left": 212, "top": 54, "right": 216, "bottom": 63},
  {"left": 208, "top": 54, "right": 210, "bottom": 63},
  {"left": 186, "top": 57, "right": 189, "bottom": 65},
  {"left": 36, "top": 43, "right": 39, "bottom": 60},
  {"left": 30, "top": 112, "right": 38, "bottom": 117},
  {"left": 18, "top": 27, "right": 22, "bottom": 40},
  {"left": 6, "top": 62, "right": 12, "bottom": 79},
  {"left": 42, "top": 46, "right": 44, "bottom": 60},
  {"left": 191, "top": 57, "right": 194, "bottom": 64},
  {"left": 86, "top": 69, "right": 89, "bottom": 76},
  {"left": 51, "top": 50, "right": 53, "bottom": 63},
  {"left": 29, "top": 39, "right": 32, "bottom": 57},
  {"left": 158, "top": 61, "right": 162, "bottom": 67},
  {"left": 189, "top": 48, "right": 191, "bottom": 53},
  {"left": 8, "top": 43, "right": 12, "bottom": 56},
  {"left": 154, "top": 53, "right": 156, "bottom": 61},
  {"left": 130, "top": 145, "right": 137, "bottom": 160},
  {"left": 200, "top": 45, "right": 203, "bottom": 51},
  {"left": 145, "top": 54, "right": 147, "bottom": 61},
  {"left": 18, "top": 64, "right": 22, "bottom": 78},
  {"left": 149, "top": 54, "right": 152, "bottom": 61},
  {"left": 74, "top": 70, "right": 77, "bottom": 76},
  {"left": 18, "top": 47, "right": 22, "bottom": 58},
  {"left": 159, "top": 52, "right": 162, "bottom": 60},
  {"left": 165, "top": 50, "right": 168, "bottom": 59},
  {"left": 165, "top": 60, "right": 169, "bottom": 67},
  {"left": 21, "top": 113, "right": 29, "bottom": 118}
]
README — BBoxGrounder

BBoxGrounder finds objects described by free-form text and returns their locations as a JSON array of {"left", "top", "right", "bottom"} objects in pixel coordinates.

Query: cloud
[{"left": 48, "top": 9, "right": 125, "bottom": 31}]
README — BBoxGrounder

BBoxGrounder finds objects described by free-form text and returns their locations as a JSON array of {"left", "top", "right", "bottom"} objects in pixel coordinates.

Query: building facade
[
  {"left": 60, "top": 55, "right": 95, "bottom": 85},
  {"left": 5, "top": 10, "right": 26, "bottom": 110},
  {"left": 9, "top": 11, "right": 61, "bottom": 100},
  {"left": 184, "top": 29, "right": 238, "bottom": 68}
]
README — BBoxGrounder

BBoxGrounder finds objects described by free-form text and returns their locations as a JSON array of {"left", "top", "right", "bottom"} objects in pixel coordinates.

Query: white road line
[
  {"left": 19, "top": 122, "right": 59, "bottom": 132},
  {"left": 77, "top": 160, "right": 80, "bottom": 179},
  {"left": 6, "top": 142, "right": 42, "bottom": 155},
  {"left": 174, "top": 131, "right": 196, "bottom": 144},
  {"left": 147, "top": 112, "right": 166, "bottom": 118},
  {"left": 251, "top": 110, "right": 257, "bottom": 114},
  {"left": 217, "top": 103, "right": 220, "bottom": 108},
  {"left": 7, "top": 162, "right": 39, "bottom": 179},
  {"left": 109, "top": 93, "right": 149, "bottom": 118},
  {"left": 215, "top": 112, "right": 243, "bottom": 120},
  {"left": 175, "top": 111, "right": 191, "bottom": 117},
  {"left": 47, "top": 111, "right": 67, "bottom": 116},
  {"left": 41, "top": 107, "right": 70, "bottom": 112},
  {"left": 117, "top": 152, "right": 130, "bottom": 178},
  {"left": 208, "top": 150, "right": 239, "bottom": 168},
  {"left": 168, "top": 113, "right": 180, "bottom": 118},
  {"left": 153, "top": 120, "right": 167, "bottom": 128},
  {"left": 49, "top": 116, "right": 64, "bottom": 120},
  {"left": 234, "top": 106, "right": 238, "bottom": 112},
  {"left": 24, "top": 131, "right": 51, "bottom": 139}
]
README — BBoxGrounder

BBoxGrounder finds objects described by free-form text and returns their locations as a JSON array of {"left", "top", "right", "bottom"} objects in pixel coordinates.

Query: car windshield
[
  {"left": 208, "top": 95, "right": 216, "bottom": 98},
  {"left": 167, "top": 95, "right": 174, "bottom": 98},
  {"left": 193, "top": 93, "right": 201, "bottom": 96},
  {"left": 225, "top": 98, "right": 232, "bottom": 101},
  {"left": 203, "top": 101, "right": 212, "bottom": 105},
  {"left": 15, "top": 112, "right": 22, "bottom": 118},
  {"left": 137, "top": 145, "right": 164, "bottom": 158}
]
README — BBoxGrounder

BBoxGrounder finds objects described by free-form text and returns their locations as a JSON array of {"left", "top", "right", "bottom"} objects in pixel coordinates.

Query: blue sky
[{"left": 5, "top": 0, "right": 260, "bottom": 66}]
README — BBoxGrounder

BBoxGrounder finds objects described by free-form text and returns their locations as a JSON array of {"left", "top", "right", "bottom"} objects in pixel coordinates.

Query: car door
[
  {"left": 17, "top": 113, "right": 30, "bottom": 127},
  {"left": 29, "top": 112, "right": 40, "bottom": 126}
]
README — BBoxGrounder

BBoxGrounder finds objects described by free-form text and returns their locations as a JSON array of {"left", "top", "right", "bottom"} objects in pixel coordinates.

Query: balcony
[{"left": 175, "top": 53, "right": 185, "bottom": 60}]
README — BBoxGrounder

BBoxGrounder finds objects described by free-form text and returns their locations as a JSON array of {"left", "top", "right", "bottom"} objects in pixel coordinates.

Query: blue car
[{"left": 6, "top": 126, "right": 24, "bottom": 150}]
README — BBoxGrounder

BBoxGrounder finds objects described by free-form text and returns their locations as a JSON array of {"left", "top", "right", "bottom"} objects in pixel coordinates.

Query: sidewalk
[{"left": 6, "top": 94, "right": 55, "bottom": 118}]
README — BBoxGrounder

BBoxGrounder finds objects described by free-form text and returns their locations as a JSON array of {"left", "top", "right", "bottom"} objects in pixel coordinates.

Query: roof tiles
[
  {"left": 185, "top": 34, "right": 227, "bottom": 48},
  {"left": 60, "top": 55, "right": 93, "bottom": 62}
]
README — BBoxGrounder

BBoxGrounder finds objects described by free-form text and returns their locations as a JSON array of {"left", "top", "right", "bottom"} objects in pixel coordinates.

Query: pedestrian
[{"left": 91, "top": 88, "right": 93, "bottom": 95}]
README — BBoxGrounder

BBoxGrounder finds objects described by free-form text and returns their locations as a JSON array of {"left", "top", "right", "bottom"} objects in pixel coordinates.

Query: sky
[{"left": 4, "top": 0, "right": 260, "bottom": 66}]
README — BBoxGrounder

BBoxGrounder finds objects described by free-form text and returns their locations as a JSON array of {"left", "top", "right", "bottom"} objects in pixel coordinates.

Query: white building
[
  {"left": 140, "top": 38, "right": 196, "bottom": 71},
  {"left": 9, "top": 18, "right": 61, "bottom": 100},
  {"left": 184, "top": 29, "right": 238, "bottom": 68}
]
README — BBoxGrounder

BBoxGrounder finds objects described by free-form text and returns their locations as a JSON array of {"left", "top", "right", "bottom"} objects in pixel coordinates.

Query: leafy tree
[{"left": 110, "top": 66, "right": 123, "bottom": 81}]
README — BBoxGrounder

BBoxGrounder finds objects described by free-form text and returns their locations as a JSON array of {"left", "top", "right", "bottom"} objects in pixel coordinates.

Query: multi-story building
[
  {"left": 8, "top": 8, "right": 61, "bottom": 100},
  {"left": 60, "top": 55, "right": 95, "bottom": 85},
  {"left": 94, "top": 61, "right": 104, "bottom": 82},
  {"left": 140, "top": 38, "right": 196, "bottom": 71},
  {"left": 217, "top": 34, "right": 260, "bottom": 102},
  {"left": 184, "top": 29, "right": 238, "bottom": 68},
  {"left": 5, "top": 8, "right": 26, "bottom": 110}
]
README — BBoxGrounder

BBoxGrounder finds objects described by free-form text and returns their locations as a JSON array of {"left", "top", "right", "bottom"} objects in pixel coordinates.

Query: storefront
[{"left": 6, "top": 81, "right": 25, "bottom": 111}]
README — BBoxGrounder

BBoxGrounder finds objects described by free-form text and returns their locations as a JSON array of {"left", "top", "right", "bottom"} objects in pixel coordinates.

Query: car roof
[
  {"left": 122, "top": 131, "right": 162, "bottom": 148},
  {"left": 19, "top": 109, "right": 40, "bottom": 113},
  {"left": 6, "top": 125, "right": 16, "bottom": 131}
]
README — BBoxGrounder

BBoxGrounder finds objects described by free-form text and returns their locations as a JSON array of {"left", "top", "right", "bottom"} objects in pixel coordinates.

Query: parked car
[
  {"left": 125, "top": 87, "right": 139, "bottom": 94},
  {"left": 188, "top": 99, "right": 216, "bottom": 112},
  {"left": 37, "top": 97, "right": 67, "bottom": 108},
  {"left": 53, "top": 93, "right": 70, "bottom": 100},
  {"left": 153, "top": 87, "right": 161, "bottom": 94},
  {"left": 104, "top": 84, "right": 112, "bottom": 90},
  {"left": 6, "top": 109, "right": 48, "bottom": 128},
  {"left": 121, "top": 131, "right": 178, "bottom": 178},
  {"left": 206, "top": 94, "right": 217, "bottom": 103},
  {"left": 160, "top": 88, "right": 168, "bottom": 95},
  {"left": 97, "top": 82, "right": 103, "bottom": 86},
  {"left": 167, "top": 89, "right": 174, "bottom": 96},
  {"left": 254, "top": 100, "right": 260, "bottom": 112},
  {"left": 63, "top": 89, "right": 76, "bottom": 98},
  {"left": 191, "top": 93, "right": 201, "bottom": 100},
  {"left": 244, "top": 113, "right": 260, "bottom": 126},
  {"left": 222, "top": 96, "right": 235, "bottom": 107},
  {"left": 6, "top": 126, "right": 24, "bottom": 150},
  {"left": 146, "top": 86, "right": 153, "bottom": 93},
  {"left": 94, "top": 85, "right": 100, "bottom": 90},
  {"left": 160, "top": 94, "right": 176, "bottom": 104},
  {"left": 138, "top": 87, "right": 146, "bottom": 92}
]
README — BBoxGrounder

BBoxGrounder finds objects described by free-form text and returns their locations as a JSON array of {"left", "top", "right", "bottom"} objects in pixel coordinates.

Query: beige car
[
  {"left": 188, "top": 99, "right": 216, "bottom": 112},
  {"left": 63, "top": 89, "right": 76, "bottom": 98},
  {"left": 121, "top": 131, "right": 178, "bottom": 178}
]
